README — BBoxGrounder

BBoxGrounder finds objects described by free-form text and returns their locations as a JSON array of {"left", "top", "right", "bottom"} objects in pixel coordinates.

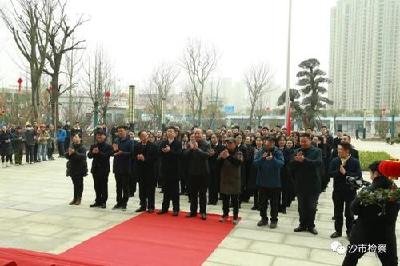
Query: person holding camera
[
  {"left": 342, "top": 161, "right": 399, "bottom": 266},
  {"left": 255, "top": 137, "right": 284, "bottom": 229},
  {"left": 328, "top": 142, "right": 362, "bottom": 239}
]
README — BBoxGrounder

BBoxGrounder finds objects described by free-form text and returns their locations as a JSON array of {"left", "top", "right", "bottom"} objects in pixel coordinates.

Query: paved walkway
[{"left": 0, "top": 147, "right": 397, "bottom": 265}]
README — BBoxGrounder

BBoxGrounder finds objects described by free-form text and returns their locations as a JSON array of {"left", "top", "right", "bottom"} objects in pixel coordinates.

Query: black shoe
[
  {"left": 172, "top": 211, "right": 179, "bottom": 216},
  {"left": 332, "top": 216, "right": 335, "bottom": 220},
  {"left": 308, "top": 227, "right": 318, "bottom": 235},
  {"left": 257, "top": 219, "right": 268, "bottom": 227},
  {"left": 90, "top": 203, "right": 100, "bottom": 208},
  {"left": 270, "top": 222, "right": 277, "bottom": 229},
  {"left": 294, "top": 226, "right": 307, "bottom": 232},
  {"left": 201, "top": 213, "right": 207, "bottom": 220},
  {"left": 100, "top": 203, "right": 106, "bottom": 209},
  {"left": 157, "top": 210, "right": 168, "bottom": 215},
  {"left": 186, "top": 212, "right": 196, "bottom": 218},
  {"left": 251, "top": 206, "right": 258, "bottom": 211},
  {"left": 112, "top": 204, "right": 121, "bottom": 210},
  {"left": 121, "top": 206, "right": 127, "bottom": 211},
  {"left": 147, "top": 209, "right": 155, "bottom": 213},
  {"left": 135, "top": 207, "right": 146, "bottom": 213},
  {"left": 330, "top": 231, "right": 342, "bottom": 238},
  {"left": 281, "top": 209, "right": 286, "bottom": 214}
]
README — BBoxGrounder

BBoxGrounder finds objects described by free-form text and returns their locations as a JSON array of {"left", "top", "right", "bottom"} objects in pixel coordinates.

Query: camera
[{"left": 346, "top": 175, "right": 371, "bottom": 190}]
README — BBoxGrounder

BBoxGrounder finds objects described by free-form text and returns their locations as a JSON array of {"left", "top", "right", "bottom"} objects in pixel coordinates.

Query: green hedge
[{"left": 359, "top": 151, "right": 392, "bottom": 171}]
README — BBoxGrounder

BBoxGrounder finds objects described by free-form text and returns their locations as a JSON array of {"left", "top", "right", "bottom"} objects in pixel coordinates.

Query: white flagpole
[{"left": 284, "top": 0, "right": 292, "bottom": 130}]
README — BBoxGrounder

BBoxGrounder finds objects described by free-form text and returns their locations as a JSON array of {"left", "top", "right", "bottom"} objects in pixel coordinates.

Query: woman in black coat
[
  {"left": 65, "top": 134, "right": 88, "bottom": 205},
  {"left": 0, "top": 126, "right": 12, "bottom": 167}
]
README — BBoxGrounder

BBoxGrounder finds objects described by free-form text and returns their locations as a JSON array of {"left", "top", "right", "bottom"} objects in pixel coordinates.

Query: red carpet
[
  {"left": 0, "top": 248, "right": 103, "bottom": 266},
  {"left": 59, "top": 211, "right": 235, "bottom": 266}
]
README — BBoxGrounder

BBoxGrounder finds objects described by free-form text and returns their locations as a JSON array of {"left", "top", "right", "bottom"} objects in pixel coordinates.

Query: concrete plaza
[{"left": 0, "top": 141, "right": 398, "bottom": 266}]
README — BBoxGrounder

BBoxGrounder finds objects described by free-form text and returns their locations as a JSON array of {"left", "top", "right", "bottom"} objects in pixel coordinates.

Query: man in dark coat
[
  {"left": 24, "top": 123, "right": 36, "bottom": 164},
  {"left": 157, "top": 126, "right": 182, "bottom": 216},
  {"left": 208, "top": 133, "right": 223, "bottom": 205},
  {"left": 112, "top": 126, "right": 134, "bottom": 211},
  {"left": 87, "top": 130, "right": 113, "bottom": 208},
  {"left": 134, "top": 130, "right": 158, "bottom": 213},
  {"left": 289, "top": 133, "right": 322, "bottom": 235},
  {"left": 217, "top": 137, "right": 243, "bottom": 224},
  {"left": 342, "top": 161, "right": 399, "bottom": 266},
  {"left": 329, "top": 142, "right": 362, "bottom": 239},
  {"left": 0, "top": 126, "right": 12, "bottom": 167},
  {"left": 254, "top": 137, "right": 284, "bottom": 228},
  {"left": 184, "top": 128, "right": 210, "bottom": 220},
  {"left": 12, "top": 126, "right": 24, "bottom": 165}
]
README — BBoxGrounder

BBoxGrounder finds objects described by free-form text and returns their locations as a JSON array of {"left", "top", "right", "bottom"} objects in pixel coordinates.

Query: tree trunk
[{"left": 249, "top": 105, "right": 255, "bottom": 128}]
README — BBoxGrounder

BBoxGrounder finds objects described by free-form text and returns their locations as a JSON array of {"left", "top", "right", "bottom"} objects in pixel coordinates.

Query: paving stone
[
  {"left": 249, "top": 241, "right": 310, "bottom": 260},
  {"left": 273, "top": 257, "right": 335, "bottom": 266},
  {"left": 230, "top": 228, "right": 285, "bottom": 243},
  {"left": 218, "top": 236, "right": 252, "bottom": 250},
  {"left": 208, "top": 248, "right": 274, "bottom": 266},
  {"left": 284, "top": 234, "right": 333, "bottom": 250}
]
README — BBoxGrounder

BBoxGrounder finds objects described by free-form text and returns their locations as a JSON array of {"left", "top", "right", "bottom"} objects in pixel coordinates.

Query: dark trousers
[
  {"left": 115, "top": 174, "right": 130, "bottom": 207},
  {"left": 161, "top": 177, "right": 180, "bottom": 212},
  {"left": 71, "top": 175, "right": 84, "bottom": 200},
  {"left": 279, "top": 175, "right": 294, "bottom": 209},
  {"left": 333, "top": 194, "right": 354, "bottom": 234},
  {"left": 47, "top": 141, "right": 54, "bottom": 159},
  {"left": 14, "top": 149, "right": 23, "bottom": 164},
  {"left": 138, "top": 176, "right": 156, "bottom": 210},
  {"left": 259, "top": 187, "right": 280, "bottom": 222},
  {"left": 25, "top": 145, "right": 35, "bottom": 163},
  {"left": 64, "top": 139, "right": 70, "bottom": 154},
  {"left": 208, "top": 170, "right": 219, "bottom": 204},
  {"left": 189, "top": 179, "right": 207, "bottom": 215},
  {"left": 33, "top": 143, "right": 38, "bottom": 161},
  {"left": 297, "top": 193, "right": 319, "bottom": 229},
  {"left": 221, "top": 194, "right": 239, "bottom": 218},
  {"left": 253, "top": 190, "right": 259, "bottom": 208},
  {"left": 57, "top": 141, "right": 65, "bottom": 157},
  {"left": 342, "top": 240, "right": 397, "bottom": 266},
  {"left": 93, "top": 172, "right": 109, "bottom": 204}
]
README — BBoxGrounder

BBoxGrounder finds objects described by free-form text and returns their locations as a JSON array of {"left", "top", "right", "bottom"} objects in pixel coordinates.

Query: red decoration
[
  {"left": 285, "top": 106, "right": 291, "bottom": 135},
  {"left": 104, "top": 91, "right": 111, "bottom": 98},
  {"left": 17, "top": 78, "right": 23, "bottom": 93},
  {"left": 379, "top": 160, "right": 400, "bottom": 179}
]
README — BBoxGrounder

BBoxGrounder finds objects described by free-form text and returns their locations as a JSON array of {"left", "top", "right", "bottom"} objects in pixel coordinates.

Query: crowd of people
[{"left": 1, "top": 122, "right": 398, "bottom": 265}]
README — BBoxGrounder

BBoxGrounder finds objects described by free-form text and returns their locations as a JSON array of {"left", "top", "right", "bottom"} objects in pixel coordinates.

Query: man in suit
[
  {"left": 184, "top": 128, "right": 210, "bottom": 220},
  {"left": 87, "top": 130, "right": 113, "bottom": 208},
  {"left": 135, "top": 130, "right": 158, "bottom": 213},
  {"left": 157, "top": 126, "right": 182, "bottom": 216},
  {"left": 290, "top": 133, "right": 323, "bottom": 235},
  {"left": 328, "top": 142, "right": 362, "bottom": 239},
  {"left": 112, "top": 126, "right": 134, "bottom": 211}
]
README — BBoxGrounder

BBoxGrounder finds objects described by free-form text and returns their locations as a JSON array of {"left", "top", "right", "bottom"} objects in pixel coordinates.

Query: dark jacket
[
  {"left": 135, "top": 141, "right": 158, "bottom": 184},
  {"left": 328, "top": 156, "right": 362, "bottom": 201},
  {"left": 0, "top": 131, "right": 12, "bottom": 154},
  {"left": 184, "top": 139, "right": 210, "bottom": 179},
  {"left": 87, "top": 141, "right": 113, "bottom": 174},
  {"left": 218, "top": 148, "right": 242, "bottom": 195},
  {"left": 24, "top": 128, "right": 36, "bottom": 146},
  {"left": 65, "top": 144, "right": 88, "bottom": 177},
  {"left": 12, "top": 131, "right": 24, "bottom": 151},
  {"left": 113, "top": 137, "right": 134, "bottom": 175},
  {"left": 349, "top": 176, "right": 399, "bottom": 246},
  {"left": 160, "top": 139, "right": 182, "bottom": 180},
  {"left": 289, "top": 146, "right": 323, "bottom": 195},
  {"left": 254, "top": 147, "right": 285, "bottom": 188},
  {"left": 248, "top": 146, "right": 263, "bottom": 191}
]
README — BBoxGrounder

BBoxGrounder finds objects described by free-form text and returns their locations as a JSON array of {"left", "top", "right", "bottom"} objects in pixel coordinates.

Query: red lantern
[
  {"left": 104, "top": 90, "right": 111, "bottom": 103},
  {"left": 379, "top": 160, "right": 400, "bottom": 179},
  {"left": 17, "top": 78, "right": 23, "bottom": 93}
]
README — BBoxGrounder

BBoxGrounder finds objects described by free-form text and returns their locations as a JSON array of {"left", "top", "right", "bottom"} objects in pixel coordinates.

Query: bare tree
[
  {"left": 182, "top": 39, "right": 218, "bottom": 126},
  {"left": 183, "top": 85, "right": 196, "bottom": 125},
  {"left": 244, "top": 63, "right": 274, "bottom": 128},
  {"left": 145, "top": 63, "right": 179, "bottom": 128},
  {"left": 1, "top": 0, "right": 55, "bottom": 120},
  {"left": 44, "top": 0, "right": 87, "bottom": 127},
  {"left": 85, "top": 48, "right": 114, "bottom": 126},
  {"left": 64, "top": 36, "right": 84, "bottom": 123}
]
